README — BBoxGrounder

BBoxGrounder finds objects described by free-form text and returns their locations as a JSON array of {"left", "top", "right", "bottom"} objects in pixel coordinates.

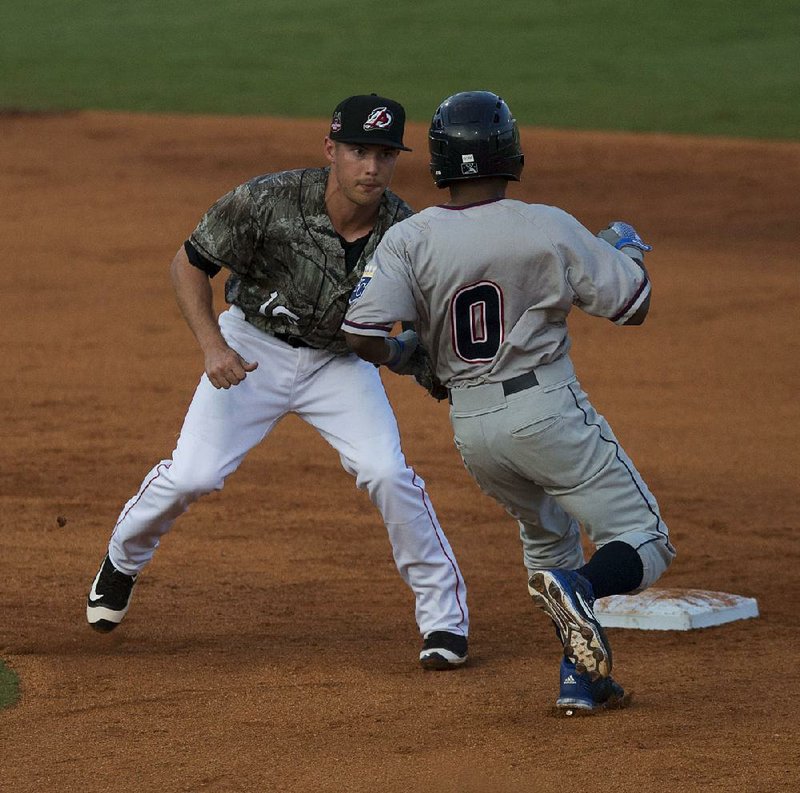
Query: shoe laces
[{"left": 101, "top": 563, "right": 136, "bottom": 600}]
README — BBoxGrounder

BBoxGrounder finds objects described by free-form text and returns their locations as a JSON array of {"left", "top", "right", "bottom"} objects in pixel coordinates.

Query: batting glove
[
  {"left": 385, "top": 329, "right": 419, "bottom": 374},
  {"left": 598, "top": 221, "right": 652, "bottom": 260}
]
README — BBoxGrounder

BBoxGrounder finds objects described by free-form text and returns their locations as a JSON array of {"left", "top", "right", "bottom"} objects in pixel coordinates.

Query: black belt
[
  {"left": 501, "top": 370, "right": 539, "bottom": 395},
  {"left": 448, "top": 370, "right": 539, "bottom": 404},
  {"left": 272, "top": 332, "right": 312, "bottom": 349}
]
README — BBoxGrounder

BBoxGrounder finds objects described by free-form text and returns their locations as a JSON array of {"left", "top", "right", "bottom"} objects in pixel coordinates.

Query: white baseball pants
[{"left": 108, "top": 307, "right": 468, "bottom": 637}]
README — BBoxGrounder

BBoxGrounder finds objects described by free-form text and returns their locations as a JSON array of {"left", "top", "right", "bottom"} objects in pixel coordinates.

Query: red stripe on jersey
[
  {"left": 342, "top": 318, "right": 393, "bottom": 332},
  {"left": 611, "top": 277, "right": 649, "bottom": 323}
]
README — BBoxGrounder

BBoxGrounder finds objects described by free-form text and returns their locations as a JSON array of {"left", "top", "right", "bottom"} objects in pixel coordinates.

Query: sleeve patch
[{"left": 349, "top": 265, "right": 375, "bottom": 304}]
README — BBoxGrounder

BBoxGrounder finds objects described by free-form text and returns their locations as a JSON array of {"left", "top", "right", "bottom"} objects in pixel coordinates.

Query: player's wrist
[
  {"left": 200, "top": 336, "right": 233, "bottom": 363},
  {"left": 383, "top": 337, "right": 404, "bottom": 367},
  {"left": 384, "top": 330, "right": 420, "bottom": 374}
]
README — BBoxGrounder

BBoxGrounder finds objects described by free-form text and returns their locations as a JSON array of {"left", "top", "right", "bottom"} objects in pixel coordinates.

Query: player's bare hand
[{"left": 204, "top": 344, "right": 258, "bottom": 389}]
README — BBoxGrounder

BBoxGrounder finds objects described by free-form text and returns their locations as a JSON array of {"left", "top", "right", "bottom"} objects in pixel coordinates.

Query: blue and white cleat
[
  {"left": 555, "top": 658, "right": 630, "bottom": 716},
  {"left": 528, "top": 569, "right": 612, "bottom": 679}
]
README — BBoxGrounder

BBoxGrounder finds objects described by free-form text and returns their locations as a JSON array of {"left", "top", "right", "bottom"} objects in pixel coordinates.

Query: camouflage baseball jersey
[
  {"left": 344, "top": 199, "right": 650, "bottom": 386},
  {"left": 189, "top": 167, "right": 412, "bottom": 354}
]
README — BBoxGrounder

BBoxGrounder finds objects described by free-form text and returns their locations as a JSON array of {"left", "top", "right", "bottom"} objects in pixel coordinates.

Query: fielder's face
[{"left": 325, "top": 139, "right": 400, "bottom": 208}]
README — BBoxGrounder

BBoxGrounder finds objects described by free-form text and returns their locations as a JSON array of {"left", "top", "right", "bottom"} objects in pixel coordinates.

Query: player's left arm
[
  {"left": 562, "top": 216, "right": 652, "bottom": 326},
  {"left": 596, "top": 221, "right": 652, "bottom": 325}
]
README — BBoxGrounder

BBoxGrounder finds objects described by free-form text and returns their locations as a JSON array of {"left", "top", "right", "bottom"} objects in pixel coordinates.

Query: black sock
[{"left": 577, "top": 541, "right": 644, "bottom": 599}]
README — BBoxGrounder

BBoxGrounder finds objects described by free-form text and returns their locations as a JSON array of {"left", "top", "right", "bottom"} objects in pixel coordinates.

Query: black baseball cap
[{"left": 328, "top": 93, "right": 412, "bottom": 151}]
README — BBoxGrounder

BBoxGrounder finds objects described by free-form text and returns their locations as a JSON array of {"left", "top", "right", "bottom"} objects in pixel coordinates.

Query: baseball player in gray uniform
[
  {"left": 343, "top": 91, "right": 676, "bottom": 712},
  {"left": 86, "top": 94, "right": 469, "bottom": 670}
]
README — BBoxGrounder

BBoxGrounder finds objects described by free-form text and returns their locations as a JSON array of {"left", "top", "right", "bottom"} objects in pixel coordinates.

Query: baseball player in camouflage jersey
[
  {"left": 86, "top": 94, "right": 469, "bottom": 670},
  {"left": 344, "top": 91, "right": 676, "bottom": 712}
]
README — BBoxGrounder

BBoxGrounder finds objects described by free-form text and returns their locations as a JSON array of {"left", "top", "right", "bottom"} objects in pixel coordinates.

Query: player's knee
[
  {"left": 634, "top": 534, "right": 676, "bottom": 591},
  {"left": 354, "top": 457, "right": 407, "bottom": 493},
  {"left": 169, "top": 464, "right": 225, "bottom": 498}
]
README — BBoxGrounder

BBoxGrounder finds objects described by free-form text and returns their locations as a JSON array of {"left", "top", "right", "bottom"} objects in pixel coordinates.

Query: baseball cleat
[
  {"left": 86, "top": 554, "right": 138, "bottom": 633},
  {"left": 554, "top": 658, "right": 632, "bottom": 716},
  {"left": 528, "top": 569, "right": 612, "bottom": 679},
  {"left": 554, "top": 658, "right": 631, "bottom": 717},
  {"left": 419, "top": 631, "right": 468, "bottom": 670}
]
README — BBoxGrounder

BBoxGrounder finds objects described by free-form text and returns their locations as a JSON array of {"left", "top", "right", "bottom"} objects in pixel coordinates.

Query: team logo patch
[
  {"left": 330, "top": 111, "right": 342, "bottom": 133},
  {"left": 461, "top": 153, "right": 478, "bottom": 175},
  {"left": 349, "top": 276, "right": 371, "bottom": 304},
  {"left": 363, "top": 106, "right": 393, "bottom": 131},
  {"left": 349, "top": 264, "right": 376, "bottom": 304}
]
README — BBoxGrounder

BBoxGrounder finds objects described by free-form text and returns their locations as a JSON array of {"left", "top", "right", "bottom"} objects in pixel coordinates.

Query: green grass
[
  {"left": 1, "top": 1, "right": 798, "bottom": 137},
  {"left": 0, "top": 659, "right": 20, "bottom": 710}
]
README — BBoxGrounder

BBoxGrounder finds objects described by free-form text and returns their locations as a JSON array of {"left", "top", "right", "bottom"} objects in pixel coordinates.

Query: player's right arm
[
  {"left": 343, "top": 225, "right": 419, "bottom": 366},
  {"left": 169, "top": 245, "right": 257, "bottom": 390}
]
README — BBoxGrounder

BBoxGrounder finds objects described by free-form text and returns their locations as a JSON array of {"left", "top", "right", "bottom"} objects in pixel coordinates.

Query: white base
[{"left": 593, "top": 588, "right": 759, "bottom": 631}]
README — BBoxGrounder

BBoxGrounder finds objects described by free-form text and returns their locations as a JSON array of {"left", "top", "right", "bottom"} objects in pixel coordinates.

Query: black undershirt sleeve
[{"left": 183, "top": 239, "right": 222, "bottom": 278}]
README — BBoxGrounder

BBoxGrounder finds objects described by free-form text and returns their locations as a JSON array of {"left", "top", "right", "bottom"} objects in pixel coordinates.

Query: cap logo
[
  {"left": 330, "top": 111, "right": 342, "bottom": 133},
  {"left": 363, "top": 106, "right": 393, "bottom": 131}
]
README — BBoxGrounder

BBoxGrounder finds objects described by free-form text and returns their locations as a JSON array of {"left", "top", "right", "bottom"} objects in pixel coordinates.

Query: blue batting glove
[{"left": 598, "top": 221, "right": 652, "bottom": 253}]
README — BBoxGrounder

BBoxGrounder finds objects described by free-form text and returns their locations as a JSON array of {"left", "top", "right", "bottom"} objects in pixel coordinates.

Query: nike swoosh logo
[
  {"left": 259, "top": 291, "right": 279, "bottom": 315},
  {"left": 272, "top": 305, "right": 300, "bottom": 321},
  {"left": 88, "top": 574, "right": 103, "bottom": 603},
  {"left": 258, "top": 291, "right": 300, "bottom": 322}
]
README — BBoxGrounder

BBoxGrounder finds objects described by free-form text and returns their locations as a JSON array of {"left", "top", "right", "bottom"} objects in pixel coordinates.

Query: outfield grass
[
  {"left": 1, "top": 2, "right": 798, "bottom": 138},
  {"left": 0, "top": 659, "right": 20, "bottom": 710}
]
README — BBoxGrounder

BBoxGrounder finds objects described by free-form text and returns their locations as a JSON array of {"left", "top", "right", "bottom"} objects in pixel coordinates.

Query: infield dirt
[{"left": 1, "top": 111, "right": 798, "bottom": 792}]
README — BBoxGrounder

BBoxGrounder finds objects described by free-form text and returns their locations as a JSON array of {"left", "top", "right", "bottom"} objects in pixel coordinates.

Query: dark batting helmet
[{"left": 428, "top": 91, "right": 524, "bottom": 188}]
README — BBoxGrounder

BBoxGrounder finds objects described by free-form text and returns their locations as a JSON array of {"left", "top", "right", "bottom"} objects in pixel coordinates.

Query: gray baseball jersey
[
  {"left": 344, "top": 199, "right": 649, "bottom": 386},
  {"left": 344, "top": 197, "right": 673, "bottom": 593}
]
